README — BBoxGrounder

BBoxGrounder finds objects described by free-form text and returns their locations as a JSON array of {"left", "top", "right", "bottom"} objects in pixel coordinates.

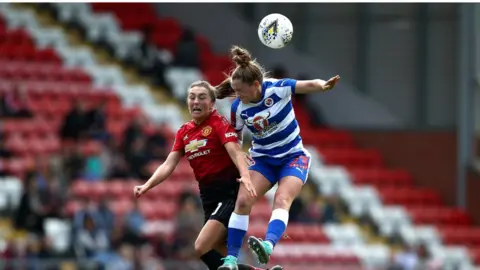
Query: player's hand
[
  {"left": 133, "top": 184, "right": 150, "bottom": 198},
  {"left": 237, "top": 176, "right": 257, "bottom": 198},
  {"left": 244, "top": 153, "right": 254, "bottom": 166},
  {"left": 323, "top": 75, "right": 340, "bottom": 91}
]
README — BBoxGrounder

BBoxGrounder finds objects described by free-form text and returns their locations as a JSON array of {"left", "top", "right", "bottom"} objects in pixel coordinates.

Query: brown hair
[
  {"left": 189, "top": 81, "right": 217, "bottom": 102},
  {"left": 214, "top": 45, "right": 266, "bottom": 99}
]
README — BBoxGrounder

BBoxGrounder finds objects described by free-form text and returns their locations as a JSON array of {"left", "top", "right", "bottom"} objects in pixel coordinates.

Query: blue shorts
[{"left": 249, "top": 152, "right": 311, "bottom": 185}]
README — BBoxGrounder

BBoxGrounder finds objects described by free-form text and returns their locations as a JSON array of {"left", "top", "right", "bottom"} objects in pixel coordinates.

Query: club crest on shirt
[
  {"left": 246, "top": 111, "right": 270, "bottom": 131},
  {"left": 264, "top": 97, "right": 274, "bottom": 107},
  {"left": 202, "top": 126, "right": 212, "bottom": 137}
]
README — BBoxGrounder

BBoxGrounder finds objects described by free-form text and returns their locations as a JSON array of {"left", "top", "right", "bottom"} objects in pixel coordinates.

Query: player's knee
[
  {"left": 273, "top": 192, "right": 294, "bottom": 209},
  {"left": 194, "top": 238, "right": 209, "bottom": 258},
  {"left": 235, "top": 192, "right": 254, "bottom": 213}
]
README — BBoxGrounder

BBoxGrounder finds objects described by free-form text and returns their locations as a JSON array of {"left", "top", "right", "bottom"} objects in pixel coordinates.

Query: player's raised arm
[
  {"left": 294, "top": 75, "right": 341, "bottom": 94},
  {"left": 134, "top": 151, "right": 182, "bottom": 198},
  {"left": 134, "top": 128, "right": 185, "bottom": 198}
]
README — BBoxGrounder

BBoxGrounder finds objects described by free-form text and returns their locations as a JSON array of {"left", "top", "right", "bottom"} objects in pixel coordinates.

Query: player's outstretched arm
[
  {"left": 224, "top": 142, "right": 257, "bottom": 198},
  {"left": 133, "top": 151, "right": 182, "bottom": 198},
  {"left": 295, "top": 75, "right": 340, "bottom": 94}
]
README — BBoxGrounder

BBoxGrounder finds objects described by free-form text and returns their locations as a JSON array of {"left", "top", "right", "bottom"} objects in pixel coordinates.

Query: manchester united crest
[{"left": 202, "top": 126, "right": 212, "bottom": 137}]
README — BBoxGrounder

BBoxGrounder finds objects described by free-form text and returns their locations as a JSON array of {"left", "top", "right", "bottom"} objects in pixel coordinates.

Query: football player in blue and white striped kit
[{"left": 215, "top": 46, "right": 340, "bottom": 270}]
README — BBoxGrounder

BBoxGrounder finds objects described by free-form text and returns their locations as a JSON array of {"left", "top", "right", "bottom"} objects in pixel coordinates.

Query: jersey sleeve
[
  {"left": 230, "top": 98, "right": 244, "bottom": 132},
  {"left": 271, "top": 78, "right": 297, "bottom": 98},
  {"left": 215, "top": 115, "right": 239, "bottom": 145},
  {"left": 171, "top": 127, "right": 185, "bottom": 154}
]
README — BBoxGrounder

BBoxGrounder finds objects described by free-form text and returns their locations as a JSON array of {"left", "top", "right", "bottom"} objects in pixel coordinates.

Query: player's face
[
  {"left": 231, "top": 79, "right": 261, "bottom": 103},
  {"left": 187, "top": 86, "right": 214, "bottom": 121}
]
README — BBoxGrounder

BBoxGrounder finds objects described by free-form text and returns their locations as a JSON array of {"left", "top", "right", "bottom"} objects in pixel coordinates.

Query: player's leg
[
  {"left": 195, "top": 219, "right": 228, "bottom": 270},
  {"left": 209, "top": 217, "right": 284, "bottom": 270},
  {"left": 248, "top": 154, "right": 311, "bottom": 265},
  {"left": 197, "top": 195, "right": 237, "bottom": 270},
  {"left": 219, "top": 159, "right": 275, "bottom": 270}
]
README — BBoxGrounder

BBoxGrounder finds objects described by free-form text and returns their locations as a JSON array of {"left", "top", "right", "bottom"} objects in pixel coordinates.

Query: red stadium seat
[
  {"left": 377, "top": 187, "right": 442, "bottom": 207},
  {"left": 348, "top": 168, "right": 414, "bottom": 188},
  {"left": 301, "top": 129, "right": 355, "bottom": 150},
  {"left": 320, "top": 148, "right": 384, "bottom": 169},
  {"left": 407, "top": 206, "right": 471, "bottom": 226},
  {"left": 440, "top": 226, "right": 480, "bottom": 246}
]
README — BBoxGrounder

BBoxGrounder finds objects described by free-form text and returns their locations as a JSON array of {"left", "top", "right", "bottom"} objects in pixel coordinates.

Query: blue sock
[
  {"left": 227, "top": 213, "right": 249, "bottom": 257},
  {"left": 265, "top": 208, "right": 289, "bottom": 247}
]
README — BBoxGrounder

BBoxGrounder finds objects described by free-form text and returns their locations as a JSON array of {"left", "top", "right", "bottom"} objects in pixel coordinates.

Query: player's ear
[{"left": 253, "top": 80, "right": 261, "bottom": 88}]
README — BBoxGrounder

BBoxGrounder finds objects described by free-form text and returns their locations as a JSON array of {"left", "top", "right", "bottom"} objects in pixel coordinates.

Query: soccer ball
[{"left": 257, "top": 13, "right": 293, "bottom": 49}]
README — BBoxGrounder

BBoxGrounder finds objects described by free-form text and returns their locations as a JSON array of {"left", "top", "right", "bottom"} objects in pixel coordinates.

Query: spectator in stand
[
  {"left": 416, "top": 243, "right": 442, "bottom": 270},
  {"left": 1, "top": 83, "right": 33, "bottom": 118},
  {"left": 170, "top": 191, "right": 203, "bottom": 260},
  {"left": 145, "top": 128, "right": 168, "bottom": 161},
  {"left": 106, "top": 244, "right": 136, "bottom": 270},
  {"left": 165, "top": 28, "right": 203, "bottom": 100},
  {"left": 0, "top": 132, "right": 12, "bottom": 177},
  {"left": 125, "top": 137, "right": 151, "bottom": 179},
  {"left": 288, "top": 182, "right": 317, "bottom": 223},
  {"left": 134, "top": 26, "right": 168, "bottom": 88},
  {"left": 173, "top": 29, "right": 200, "bottom": 68},
  {"left": 0, "top": 133, "right": 12, "bottom": 158},
  {"left": 123, "top": 199, "right": 147, "bottom": 247},
  {"left": 39, "top": 176, "right": 64, "bottom": 219},
  {"left": 390, "top": 242, "right": 419, "bottom": 270},
  {"left": 75, "top": 213, "right": 110, "bottom": 259},
  {"left": 14, "top": 173, "right": 46, "bottom": 235},
  {"left": 60, "top": 101, "right": 90, "bottom": 141},
  {"left": 0, "top": 91, "right": 6, "bottom": 117},
  {"left": 98, "top": 197, "right": 115, "bottom": 236},
  {"left": 320, "top": 195, "right": 340, "bottom": 224},
  {"left": 25, "top": 234, "right": 52, "bottom": 265},
  {"left": 108, "top": 155, "right": 131, "bottom": 179},
  {"left": 62, "top": 144, "right": 86, "bottom": 182},
  {"left": 73, "top": 198, "right": 104, "bottom": 233},
  {"left": 123, "top": 116, "right": 146, "bottom": 156},
  {"left": 82, "top": 143, "right": 111, "bottom": 181},
  {"left": 87, "top": 101, "right": 108, "bottom": 142}
]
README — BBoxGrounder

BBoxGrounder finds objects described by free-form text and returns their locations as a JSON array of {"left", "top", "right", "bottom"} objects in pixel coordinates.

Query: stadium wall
[{"left": 351, "top": 131, "right": 457, "bottom": 206}]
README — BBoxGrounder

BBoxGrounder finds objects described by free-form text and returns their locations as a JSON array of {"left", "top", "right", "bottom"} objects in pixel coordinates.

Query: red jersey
[{"left": 172, "top": 110, "right": 240, "bottom": 184}]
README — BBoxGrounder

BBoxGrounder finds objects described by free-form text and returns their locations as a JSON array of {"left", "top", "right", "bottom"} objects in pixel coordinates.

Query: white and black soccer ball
[{"left": 257, "top": 13, "right": 293, "bottom": 49}]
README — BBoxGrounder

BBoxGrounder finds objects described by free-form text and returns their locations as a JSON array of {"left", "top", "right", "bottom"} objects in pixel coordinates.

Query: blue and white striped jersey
[{"left": 230, "top": 78, "right": 307, "bottom": 159}]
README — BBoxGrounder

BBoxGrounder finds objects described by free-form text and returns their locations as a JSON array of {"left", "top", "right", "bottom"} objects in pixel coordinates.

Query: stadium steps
[{"left": 25, "top": 3, "right": 188, "bottom": 121}]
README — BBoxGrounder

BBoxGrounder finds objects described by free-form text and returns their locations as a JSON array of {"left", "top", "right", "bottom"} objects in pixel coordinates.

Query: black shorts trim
[{"left": 203, "top": 197, "right": 236, "bottom": 228}]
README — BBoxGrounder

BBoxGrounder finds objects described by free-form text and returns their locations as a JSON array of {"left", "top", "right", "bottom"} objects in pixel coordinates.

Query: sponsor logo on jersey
[
  {"left": 225, "top": 132, "right": 237, "bottom": 138},
  {"left": 245, "top": 111, "right": 278, "bottom": 138},
  {"left": 202, "top": 126, "right": 212, "bottom": 137},
  {"left": 185, "top": 139, "right": 207, "bottom": 153},
  {"left": 188, "top": 149, "right": 211, "bottom": 160}
]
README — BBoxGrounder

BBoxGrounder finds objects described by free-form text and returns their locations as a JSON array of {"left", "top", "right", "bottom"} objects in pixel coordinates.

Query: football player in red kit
[{"left": 133, "top": 81, "right": 283, "bottom": 270}]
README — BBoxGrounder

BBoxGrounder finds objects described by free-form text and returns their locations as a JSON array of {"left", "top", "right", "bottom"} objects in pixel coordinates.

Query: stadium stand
[{"left": 0, "top": 2, "right": 476, "bottom": 269}]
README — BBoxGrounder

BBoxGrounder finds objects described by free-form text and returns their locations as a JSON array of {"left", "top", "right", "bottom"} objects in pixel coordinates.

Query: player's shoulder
[
  {"left": 263, "top": 78, "right": 296, "bottom": 88},
  {"left": 210, "top": 110, "right": 231, "bottom": 126},
  {"left": 176, "top": 121, "right": 194, "bottom": 134},
  {"left": 231, "top": 97, "right": 242, "bottom": 110}
]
